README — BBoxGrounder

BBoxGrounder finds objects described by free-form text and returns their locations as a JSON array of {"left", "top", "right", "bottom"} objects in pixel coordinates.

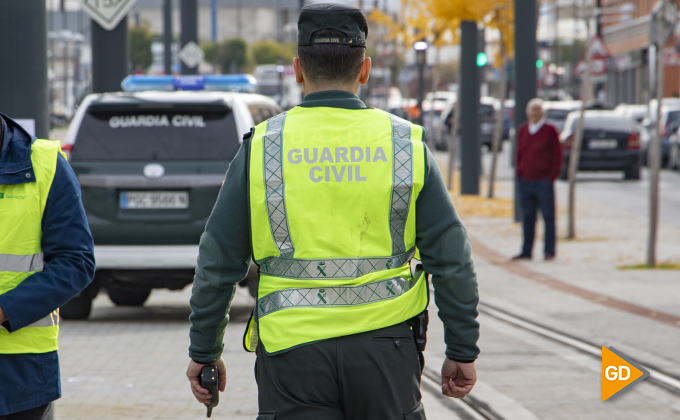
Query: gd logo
[{"left": 601, "top": 346, "right": 649, "bottom": 401}]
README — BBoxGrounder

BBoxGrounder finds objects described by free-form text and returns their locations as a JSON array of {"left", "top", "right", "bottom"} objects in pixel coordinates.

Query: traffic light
[
  {"left": 536, "top": 59, "right": 544, "bottom": 68},
  {"left": 477, "top": 52, "right": 488, "bottom": 67}
]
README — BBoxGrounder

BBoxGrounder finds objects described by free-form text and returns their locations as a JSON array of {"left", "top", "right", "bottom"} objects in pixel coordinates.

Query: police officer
[
  {"left": 186, "top": 4, "right": 479, "bottom": 419},
  {"left": 0, "top": 113, "right": 95, "bottom": 419}
]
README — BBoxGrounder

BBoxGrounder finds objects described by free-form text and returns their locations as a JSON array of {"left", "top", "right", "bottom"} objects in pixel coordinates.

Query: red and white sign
[
  {"left": 588, "top": 35, "right": 610, "bottom": 75},
  {"left": 574, "top": 35, "right": 611, "bottom": 78}
]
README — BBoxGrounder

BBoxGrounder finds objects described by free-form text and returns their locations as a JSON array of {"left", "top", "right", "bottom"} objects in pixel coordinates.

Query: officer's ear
[
  {"left": 293, "top": 57, "right": 305, "bottom": 85},
  {"left": 359, "top": 56, "right": 371, "bottom": 86}
]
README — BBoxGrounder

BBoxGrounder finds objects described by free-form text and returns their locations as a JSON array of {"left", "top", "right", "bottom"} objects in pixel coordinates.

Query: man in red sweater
[{"left": 513, "top": 98, "right": 563, "bottom": 261}]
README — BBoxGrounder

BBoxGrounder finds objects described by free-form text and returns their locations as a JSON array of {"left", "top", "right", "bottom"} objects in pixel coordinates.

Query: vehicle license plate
[
  {"left": 120, "top": 191, "right": 189, "bottom": 209},
  {"left": 589, "top": 139, "right": 617, "bottom": 149}
]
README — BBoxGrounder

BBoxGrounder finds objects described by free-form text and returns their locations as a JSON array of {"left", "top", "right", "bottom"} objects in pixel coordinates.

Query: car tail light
[
  {"left": 61, "top": 143, "right": 72, "bottom": 161},
  {"left": 627, "top": 133, "right": 640, "bottom": 149},
  {"left": 563, "top": 135, "right": 573, "bottom": 150}
]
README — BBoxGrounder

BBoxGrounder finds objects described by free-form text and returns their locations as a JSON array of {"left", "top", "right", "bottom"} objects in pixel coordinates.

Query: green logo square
[{"left": 0, "top": 192, "right": 4, "bottom": 199}]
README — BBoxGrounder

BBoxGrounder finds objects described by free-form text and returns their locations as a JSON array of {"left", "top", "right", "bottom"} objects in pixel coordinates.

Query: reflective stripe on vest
[
  {"left": 388, "top": 115, "right": 413, "bottom": 255},
  {"left": 262, "top": 112, "right": 294, "bottom": 257},
  {"left": 246, "top": 107, "right": 428, "bottom": 354},
  {"left": 258, "top": 248, "right": 415, "bottom": 279},
  {"left": 0, "top": 139, "right": 62, "bottom": 354},
  {"left": 0, "top": 253, "right": 44, "bottom": 272},
  {"left": 258, "top": 274, "right": 417, "bottom": 317}
]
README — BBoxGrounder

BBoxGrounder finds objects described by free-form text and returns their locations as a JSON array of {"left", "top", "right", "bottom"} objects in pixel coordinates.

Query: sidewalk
[{"left": 433, "top": 149, "right": 680, "bottom": 417}]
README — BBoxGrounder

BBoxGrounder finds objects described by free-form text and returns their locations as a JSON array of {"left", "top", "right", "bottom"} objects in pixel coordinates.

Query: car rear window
[
  {"left": 666, "top": 110, "right": 680, "bottom": 126},
  {"left": 583, "top": 116, "right": 633, "bottom": 131},
  {"left": 71, "top": 105, "right": 239, "bottom": 161},
  {"left": 567, "top": 115, "right": 633, "bottom": 132}
]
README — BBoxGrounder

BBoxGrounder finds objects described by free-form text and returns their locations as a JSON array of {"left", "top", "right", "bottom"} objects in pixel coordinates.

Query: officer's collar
[{"left": 299, "top": 90, "right": 368, "bottom": 110}]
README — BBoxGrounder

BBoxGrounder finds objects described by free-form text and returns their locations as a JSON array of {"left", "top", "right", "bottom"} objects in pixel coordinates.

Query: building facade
[{"left": 602, "top": 0, "right": 680, "bottom": 104}]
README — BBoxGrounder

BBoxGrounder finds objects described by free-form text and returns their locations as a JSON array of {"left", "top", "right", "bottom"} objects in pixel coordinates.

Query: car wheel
[
  {"left": 59, "top": 279, "right": 100, "bottom": 320},
  {"left": 624, "top": 165, "right": 641, "bottom": 180},
  {"left": 60, "top": 295, "right": 94, "bottom": 320},
  {"left": 106, "top": 287, "right": 151, "bottom": 306}
]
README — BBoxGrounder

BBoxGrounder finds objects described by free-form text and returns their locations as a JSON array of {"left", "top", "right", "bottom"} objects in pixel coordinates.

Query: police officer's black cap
[{"left": 297, "top": 3, "right": 368, "bottom": 48}]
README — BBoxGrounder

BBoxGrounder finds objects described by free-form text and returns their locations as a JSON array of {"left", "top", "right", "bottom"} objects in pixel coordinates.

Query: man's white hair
[{"left": 526, "top": 98, "right": 544, "bottom": 113}]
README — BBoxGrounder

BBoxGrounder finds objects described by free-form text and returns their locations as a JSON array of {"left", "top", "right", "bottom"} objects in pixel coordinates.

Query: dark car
[
  {"left": 60, "top": 88, "right": 281, "bottom": 318},
  {"left": 559, "top": 110, "right": 642, "bottom": 180}
]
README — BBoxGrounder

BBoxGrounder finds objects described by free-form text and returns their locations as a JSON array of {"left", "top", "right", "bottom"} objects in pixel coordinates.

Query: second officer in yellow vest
[
  {"left": 187, "top": 4, "right": 480, "bottom": 419},
  {"left": 0, "top": 112, "right": 95, "bottom": 418}
]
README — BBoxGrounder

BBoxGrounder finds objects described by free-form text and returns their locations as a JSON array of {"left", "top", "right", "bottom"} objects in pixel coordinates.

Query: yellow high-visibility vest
[
  {"left": 244, "top": 106, "right": 429, "bottom": 354},
  {"left": 0, "top": 139, "right": 63, "bottom": 354}
]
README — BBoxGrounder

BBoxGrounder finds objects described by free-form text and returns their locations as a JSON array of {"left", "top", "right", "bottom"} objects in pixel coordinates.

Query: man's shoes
[
  {"left": 545, "top": 253, "right": 555, "bottom": 261},
  {"left": 511, "top": 254, "right": 531, "bottom": 261}
]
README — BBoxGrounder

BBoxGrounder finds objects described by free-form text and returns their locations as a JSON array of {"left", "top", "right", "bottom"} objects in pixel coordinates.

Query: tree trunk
[
  {"left": 488, "top": 48, "right": 507, "bottom": 198},
  {"left": 566, "top": 2, "right": 592, "bottom": 239},
  {"left": 647, "top": 41, "right": 663, "bottom": 266}
]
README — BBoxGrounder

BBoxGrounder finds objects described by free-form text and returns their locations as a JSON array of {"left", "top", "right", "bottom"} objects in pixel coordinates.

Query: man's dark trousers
[
  {"left": 519, "top": 178, "right": 556, "bottom": 257},
  {"left": 254, "top": 322, "right": 426, "bottom": 420}
]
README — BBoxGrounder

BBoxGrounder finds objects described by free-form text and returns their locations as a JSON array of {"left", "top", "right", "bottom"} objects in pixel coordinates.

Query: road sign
[
  {"left": 178, "top": 42, "right": 204, "bottom": 69},
  {"left": 588, "top": 34, "right": 610, "bottom": 58},
  {"left": 650, "top": 0, "right": 678, "bottom": 46},
  {"left": 590, "top": 54, "right": 607, "bottom": 76},
  {"left": 83, "top": 0, "right": 136, "bottom": 31}
]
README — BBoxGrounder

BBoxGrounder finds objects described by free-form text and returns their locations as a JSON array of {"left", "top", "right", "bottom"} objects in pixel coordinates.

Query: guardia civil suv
[{"left": 60, "top": 75, "right": 281, "bottom": 319}]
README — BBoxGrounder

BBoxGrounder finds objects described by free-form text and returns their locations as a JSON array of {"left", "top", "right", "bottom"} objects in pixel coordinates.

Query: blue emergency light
[{"left": 121, "top": 74, "right": 258, "bottom": 93}]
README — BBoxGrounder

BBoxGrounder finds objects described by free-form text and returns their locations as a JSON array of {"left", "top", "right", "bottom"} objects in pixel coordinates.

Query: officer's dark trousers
[
  {"left": 518, "top": 178, "right": 556, "bottom": 257},
  {"left": 255, "top": 322, "right": 426, "bottom": 420}
]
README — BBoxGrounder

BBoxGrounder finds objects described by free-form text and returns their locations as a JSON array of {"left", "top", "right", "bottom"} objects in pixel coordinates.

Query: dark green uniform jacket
[{"left": 188, "top": 91, "right": 479, "bottom": 363}]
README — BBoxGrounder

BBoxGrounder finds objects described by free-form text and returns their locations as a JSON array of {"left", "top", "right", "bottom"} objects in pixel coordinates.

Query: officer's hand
[
  {"left": 187, "top": 357, "right": 227, "bottom": 403},
  {"left": 441, "top": 358, "right": 476, "bottom": 398}
]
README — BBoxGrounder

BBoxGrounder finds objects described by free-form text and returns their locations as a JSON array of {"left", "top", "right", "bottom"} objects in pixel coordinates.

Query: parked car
[
  {"left": 668, "top": 127, "right": 680, "bottom": 170},
  {"left": 641, "top": 103, "right": 680, "bottom": 168},
  {"left": 543, "top": 100, "right": 581, "bottom": 132},
  {"left": 59, "top": 76, "right": 281, "bottom": 319},
  {"left": 559, "top": 110, "right": 642, "bottom": 180}
]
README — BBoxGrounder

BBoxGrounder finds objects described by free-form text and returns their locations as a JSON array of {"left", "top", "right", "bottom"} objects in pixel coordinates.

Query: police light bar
[{"left": 121, "top": 75, "right": 258, "bottom": 93}]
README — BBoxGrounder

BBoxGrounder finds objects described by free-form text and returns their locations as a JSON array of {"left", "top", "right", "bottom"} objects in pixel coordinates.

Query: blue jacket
[{"left": 0, "top": 113, "right": 95, "bottom": 415}]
